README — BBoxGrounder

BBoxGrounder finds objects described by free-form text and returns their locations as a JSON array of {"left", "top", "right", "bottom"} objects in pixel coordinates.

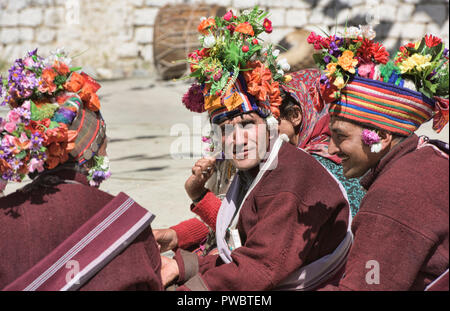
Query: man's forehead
[
  {"left": 219, "top": 113, "right": 259, "bottom": 126},
  {"left": 330, "top": 117, "right": 361, "bottom": 133}
]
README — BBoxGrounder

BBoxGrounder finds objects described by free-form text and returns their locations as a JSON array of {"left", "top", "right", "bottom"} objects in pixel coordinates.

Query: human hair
[{"left": 280, "top": 90, "right": 302, "bottom": 122}]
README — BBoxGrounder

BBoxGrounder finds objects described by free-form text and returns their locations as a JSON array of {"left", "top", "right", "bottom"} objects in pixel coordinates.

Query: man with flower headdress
[
  {"left": 159, "top": 7, "right": 353, "bottom": 291},
  {"left": 308, "top": 28, "right": 449, "bottom": 291},
  {"left": 0, "top": 49, "right": 162, "bottom": 291}
]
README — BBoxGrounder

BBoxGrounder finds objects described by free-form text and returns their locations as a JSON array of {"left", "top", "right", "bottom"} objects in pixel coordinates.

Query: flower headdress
[
  {"left": 0, "top": 48, "right": 110, "bottom": 191},
  {"left": 182, "top": 6, "right": 291, "bottom": 123},
  {"left": 310, "top": 26, "right": 449, "bottom": 137}
]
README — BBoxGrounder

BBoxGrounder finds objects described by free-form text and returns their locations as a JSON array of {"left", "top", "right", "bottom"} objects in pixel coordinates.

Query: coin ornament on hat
[
  {"left": 181, "top": 6, "right": 292, "bottom": 124},
  {"left": 309, "top": 26, "right": 449, "bottom": 137},
  {"left": 0, "top": 48, "right": 110, "bottom": 189}
]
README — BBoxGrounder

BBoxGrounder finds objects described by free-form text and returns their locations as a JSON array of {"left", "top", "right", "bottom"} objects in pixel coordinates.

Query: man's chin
[{"left": 232, "top": 158, "right": 261, "bottom": 171}]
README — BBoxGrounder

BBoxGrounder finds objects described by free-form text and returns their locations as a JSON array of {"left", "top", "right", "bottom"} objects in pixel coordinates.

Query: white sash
[{"left": 215, "top": 138, "right": 353, "bottom": 290}]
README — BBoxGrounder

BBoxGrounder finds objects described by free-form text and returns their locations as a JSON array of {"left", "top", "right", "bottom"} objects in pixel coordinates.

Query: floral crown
[
  {"left": 0, "top": 48, "right": 110, "bottom": 191},
  {"left": 181, "top": 6, "right": 292, "bottom": 123},
  {"left": 309, "top": 26, "right": 449, "bottom": 136}
]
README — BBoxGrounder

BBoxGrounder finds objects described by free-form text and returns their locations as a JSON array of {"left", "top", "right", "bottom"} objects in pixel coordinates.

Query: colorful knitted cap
[
  {"left": 0, "top": 48, "right": 110, "bottom": 190},
  {"left": 181, "top": 6, "right": 292, "bottom": 124},
  {"left": 309, "top": 26, "right": 449, "bottom": 136}
]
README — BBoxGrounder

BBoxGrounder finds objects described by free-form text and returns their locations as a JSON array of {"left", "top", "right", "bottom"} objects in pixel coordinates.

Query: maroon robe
[
  {"left": 174, "top": 143, "right": 351, "bottom": 290},
  {"left": 321, "top": 135, "right": 449, "bottom": 291},
  {"left": 0, "top": 169, "right": 162, "bottom": 291}
]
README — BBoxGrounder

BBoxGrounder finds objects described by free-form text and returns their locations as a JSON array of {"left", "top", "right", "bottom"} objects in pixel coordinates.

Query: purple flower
[
  {"left": 182, "top": 84, "right": 205, "bottom": 113},
  {"left": 30, "top": 132, "right": 44, "bottom": 151},
  {"left": 443, "top": 48, "right": 449, "bottom": 58},
  {"left": 362, "top": 129, "right": 381, "bottom": 145},
  {"left": 0, "top": 146, "right": 11, "bottom": 159},
  {"left": 323, "top": 55, "right": 332, "bottom": 64},
  {"left": 320, "top": 74, "right": 330, "bottom": 88}
]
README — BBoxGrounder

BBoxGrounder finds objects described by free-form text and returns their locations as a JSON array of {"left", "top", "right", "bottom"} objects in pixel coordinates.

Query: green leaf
[
  {"left": 70, "top": 66, "right": 82, "bottom": 72},
  {"left": 16, "top": 150, "right": 27, "bottom": 160}
]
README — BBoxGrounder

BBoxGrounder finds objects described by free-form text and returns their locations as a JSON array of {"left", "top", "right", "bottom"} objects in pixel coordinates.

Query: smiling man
[
  {"left": 312, "top": 33, "right": 449, "bottom": 290},
  {"left": 160, "top": 69, "right": 354, "bottom": 291}
]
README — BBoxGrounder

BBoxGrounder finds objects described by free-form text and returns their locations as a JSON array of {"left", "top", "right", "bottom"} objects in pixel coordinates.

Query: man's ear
[
  {"left": 290, "top": 106, "right": 303, "bottom": 128},
  {"left": 378, "top": 130, "right": 394, "bottom": 152}
]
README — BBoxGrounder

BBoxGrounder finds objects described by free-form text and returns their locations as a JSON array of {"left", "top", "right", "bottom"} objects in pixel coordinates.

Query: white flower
[
  {"left": 203, "top": 35, "right": 216, "bottom": 48},
  {"left": 371, "top": 142, "right": 382, "bottom": 153},
  {"left": 277, "top": 69, "right": 284, "bottom": 76},
  {"left": 402, "top": 79, "right": 418, "bottom": 92},
  {"left": 345, "top": 26, "right": 361, "bottom": 38},
  {"left": 242, "top": 10, "right": 250, "bottom": 15},
  {"left": 360, "top": 25, "right": 376, "bottom": 40},
  {"left": 272, "top": 49, "right": 280, "bottom": 57},
  {"left": 277, "top": 58, "right": 290, "bottom": 72},
  {"left": 100, "top": 157, "right": 110, "bottom": 170},
  {"left": 200, "top": 16, "right": 207, "bottom": 22}
]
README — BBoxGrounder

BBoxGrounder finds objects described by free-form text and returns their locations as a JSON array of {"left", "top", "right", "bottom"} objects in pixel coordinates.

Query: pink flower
[
  {"left": 2, "top": 135, "right": 15, "bottom": 146},
  {"left": 29, "top": 158, "right": 45, "bottom": 173},
  {"left": 7, "top": 110, "right": 20, "bottom": 123},
  {"left": 4, "top": 122, "right": 17, "bottom": 133},
  {"left": 358, "top": 62, "right": 375, "bottom": 78},
  {"left": 224, "top": 10, "right": 233, "bottom": 21},
  {"left": 182, "top": 84, "right": 205, "bottom": 113},
  {"left": 362, "top": 129, "right": 380, "bottom": 145}
]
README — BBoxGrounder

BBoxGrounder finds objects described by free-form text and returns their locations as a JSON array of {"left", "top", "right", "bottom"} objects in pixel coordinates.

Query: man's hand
[
  {"left": 185, "top": 157, "right": 216, "bottom": 201},
  {"left": 153, "top": 229, "right": 178, "bottom": 253},
  {"left": 161, "top": 255, "right": 180, "bottom": 288}
]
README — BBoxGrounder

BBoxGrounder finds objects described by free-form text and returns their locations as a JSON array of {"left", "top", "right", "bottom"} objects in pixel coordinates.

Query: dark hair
[{"left": 280, "top": 90, "right": 302, "bottom": 121}]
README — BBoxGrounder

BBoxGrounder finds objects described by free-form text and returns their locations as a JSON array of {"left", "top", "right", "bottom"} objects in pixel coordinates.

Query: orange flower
[
  {"left": 78, "top": 73, "right": 101, "bottom": 111},
  {"left": 53, "top": 60, "right": 70, "bottom": 75},
  {"left": 244, "top": 61, "right": 273, "bottom": 102},
  {"left": 198, "top": 18, "right": 216, "bottom": 35},
  {"left": 338, "top": 50, "right": 358, "bottom": 74},
  {"left": 0, "top": 158, "right": 11, "bottom": 173},
  {"left": 325, "top": 62, "right": 338, "bottom": 77},
  {"left": 41, "top": 68, "right": 57, "bottom": 93},
  {"left": 235, "top": 22, "right": 254, "bottom": 36},
  {"left": 64, "top": 72, "right": 85, "bottom": 93}
]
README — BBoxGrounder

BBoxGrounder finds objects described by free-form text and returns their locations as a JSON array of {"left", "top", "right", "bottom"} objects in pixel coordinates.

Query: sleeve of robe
[
  {"left": 171, "top": 191, "right": 222, "bottom": 249},
  {"left": 175, "top": 191, "right": 336, "bottom": 291},
  {"left": 320, "top": 186, "right": 442, "bottom": 291}
]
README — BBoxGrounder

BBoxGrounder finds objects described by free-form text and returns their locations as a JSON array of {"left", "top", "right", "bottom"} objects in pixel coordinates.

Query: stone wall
[{"left": 0, "top": 0, "right": 448, "bottom": 79}]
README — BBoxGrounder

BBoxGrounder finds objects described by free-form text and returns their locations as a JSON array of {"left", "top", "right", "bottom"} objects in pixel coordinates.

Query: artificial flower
[
  {"left": 399, "top": 53, "right": 432, "bottom": 73},
  {"left": 41, "top": 68, "right": 58, "bottom": 93},
  {"left": 182, "top": 83, "right": 205, "bottom": 113},
  {"left": 338, "top": 50, "right": 358, "bottom": 74},
  {"left": 263, "top": 18, "right": 272, "bottom": 33},
  {"left": 424, "top": 34, "right": 442, "bottom": 48},
  {"left": 325, "top": 62, "right": 338, "bottom": 77},
  {"left": 333, "top": 76, "right": 345, "bottom": 89},
  {"left": 224, "top": 10, "right": 233, "bottom": 21},
  {"left": 198, "top": 18, "right": 216, "bottom": 35},
  {"left": 203, "top": 35, "right": 216, "bottom": 48},
  {"left": 235, "top": 22, "right": 254, "bottom": 36}
]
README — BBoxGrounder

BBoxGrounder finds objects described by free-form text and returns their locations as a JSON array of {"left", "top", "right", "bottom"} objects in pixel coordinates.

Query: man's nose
[{"left": 328, "top": 137, "right": 339, "bottom": 155}]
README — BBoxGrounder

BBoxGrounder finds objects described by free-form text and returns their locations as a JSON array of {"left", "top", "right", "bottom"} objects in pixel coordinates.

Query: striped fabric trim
[
  {"left": 330, "top": 77, "right": 436, "bottom": 135},
  {"left": 3, "top": 192, "right": 155, "bottom": 291}
]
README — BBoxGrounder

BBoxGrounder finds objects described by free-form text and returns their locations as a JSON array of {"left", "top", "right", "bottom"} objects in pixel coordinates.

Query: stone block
[
  {"left": 396, "top": 3, "right": 415, "bottom": 22},
  {"left": 0, "top": 28, "right": 20, "bottom": 44},
  {"left": 36, "top": 28, "right": 56, "bottom": 43},
  {"left": 19, "top": 8, "right": 43, "bottom": 26},
  {"left": 413, "top": 4, "right": 448, "bottom": 25},
  {"left": 19, "top": 27, "right": 35, "bottom": 42},
  {"left": 401, "top": 22, "right": 426, "bottom": 40},
  {"left": 286, "top": 9, "right": 308, "bottom": 27},
  {"left": 0, "top": 10, "right": 19, "bottom": 26},
  {"left": 135, "top": 27, "right": 154, "bottom": 44},
  {"left": 133, "top": 8, "right": 159, "bottom": 26},
  {"left": 44, "top": 7, "right": 66, "bottom": 27},
  {"left": 117, "top": 42, "right": 140, "bottom": 58}
]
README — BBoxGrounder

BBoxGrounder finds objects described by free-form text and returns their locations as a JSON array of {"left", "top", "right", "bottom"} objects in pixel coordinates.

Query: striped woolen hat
[{"left": 329, "top": 76, "right": 438, "bottom": 136}]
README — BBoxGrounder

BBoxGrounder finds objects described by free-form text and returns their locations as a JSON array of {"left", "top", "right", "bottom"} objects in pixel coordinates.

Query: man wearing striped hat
[{"left": 308, "top": 30, "right": 449, "bottom": 290}]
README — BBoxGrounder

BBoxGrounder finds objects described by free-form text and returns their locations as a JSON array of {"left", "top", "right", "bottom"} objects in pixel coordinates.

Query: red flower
[
  {"left": 52, "top": 60, "right": 70, "bottom": 75},
  {"left": 242, "top": 45, "right": 249, "bottom": 53},
  {"left": 307, "top": 32, "right": 328, "bottom": 50},
  {"left": 424, "top": 34, "right": 442, "bottom": 48},
  {"left": 356, "top": 38, "right": 389, "bottom": 64},
  {"left": 263, "top": 18, "right": 272, "bottom": 34}
]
